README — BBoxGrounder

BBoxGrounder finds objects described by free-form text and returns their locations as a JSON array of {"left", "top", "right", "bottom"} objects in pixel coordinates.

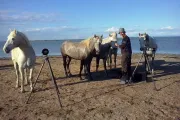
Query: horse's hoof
[
  {"left": 30, "top": 88, "right": 34, "bottom": 92},
  {"left": 68, "top": 73, "right": 73, "bottom": 77},
  {"left": 24, "top": 83, "right": 28, "bottom": 86},
  {"left": 21, "top": 89, "right": 25, "bottom": 93},
  {"left": 65, "top": 73, "right": 68, "bottom": 78}
]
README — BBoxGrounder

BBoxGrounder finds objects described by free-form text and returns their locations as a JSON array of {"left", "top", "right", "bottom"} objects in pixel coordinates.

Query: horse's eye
[{"left": 12, "top": 38, "right": 15, "bottom": 41}]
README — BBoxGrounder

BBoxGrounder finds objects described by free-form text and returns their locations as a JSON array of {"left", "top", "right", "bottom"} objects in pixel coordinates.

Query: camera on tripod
[
  {"left": 42, "top": 48, "right": 49, "bottom": 56},
  {"left": 138, "top": 33, "right": 157, "bottom": 55},
  {"left": 26, "top": 48, "right": 62, "bottom": 107},
  {"left": 129, "top": 33, "right": 158, "bottom": 90}
]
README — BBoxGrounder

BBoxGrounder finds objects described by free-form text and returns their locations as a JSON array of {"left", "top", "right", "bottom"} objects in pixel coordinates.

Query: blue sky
[{"left": 0, "top": 0, "right": 180, "bottom": 40}]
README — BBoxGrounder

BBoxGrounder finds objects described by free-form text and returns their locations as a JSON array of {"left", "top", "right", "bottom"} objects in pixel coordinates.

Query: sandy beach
[{"left": 0, "top": 53, "right": 180, "bottom": 120}]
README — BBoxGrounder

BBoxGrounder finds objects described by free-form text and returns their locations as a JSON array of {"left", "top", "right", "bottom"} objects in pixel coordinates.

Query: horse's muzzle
[{"left": 4, "top": 47, "right": 10, "bottom": 53}]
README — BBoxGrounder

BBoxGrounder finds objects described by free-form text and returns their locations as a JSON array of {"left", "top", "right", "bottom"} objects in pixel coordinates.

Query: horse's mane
[
  {"left": 80, "top": 37, "right": 93, "bottom": 47},
  {"left": 15, "top": 31, "right": 32, "bottom": 47},
  {"left": 145, "top": 34, "right": 150, "bottom": 41},
  {"left": 102, "top": 35, "right": 117, "bottom": 44},
  {"left": 102, "top": 37, "right": 112, "bottom": 44}
]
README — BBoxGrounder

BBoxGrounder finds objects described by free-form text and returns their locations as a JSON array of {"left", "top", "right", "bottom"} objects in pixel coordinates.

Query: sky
[{"left": 0, "top": 0, "right": 180, "bottom": 40}]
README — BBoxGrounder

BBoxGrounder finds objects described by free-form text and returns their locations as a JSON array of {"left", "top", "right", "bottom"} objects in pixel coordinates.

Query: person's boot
[
  {"left": 124, "top": 72, "right": 129, "bottom": 83},
  {"left": 120, "top": 72, "right": 126, "bottom": 84}
]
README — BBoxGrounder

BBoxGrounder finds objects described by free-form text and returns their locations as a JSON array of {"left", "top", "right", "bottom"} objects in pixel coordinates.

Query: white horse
[
  {"left": 3, "top": 29, "right": 36, "bottom": 93},
  {"left": 103, "top": 32, "right": 118, "bottom": 68},
  {"left": 139, "top": 33, "right": 158, "bottom": 74}
]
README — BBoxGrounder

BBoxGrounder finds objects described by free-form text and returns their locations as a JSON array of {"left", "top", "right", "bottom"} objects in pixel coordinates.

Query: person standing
[{"left": 115, "top": 28, "right": 132, "bottom": 84}]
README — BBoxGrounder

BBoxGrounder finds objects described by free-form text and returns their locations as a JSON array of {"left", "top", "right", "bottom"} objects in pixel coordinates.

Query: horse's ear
[
  {"left": 101, "top": 35, "right": 103, "bottom": 38},
  {"left": 14, "top": 29, "right": 17, "bottom": 34},
  {"left": 139, "top": 33, "right": 141, "bottom": 36},
  {"left": 94, "top": 34, "right": 96, "bottom": 37},
  {"left": 9, "top": 28, "right": 12, "bottom": 32}
]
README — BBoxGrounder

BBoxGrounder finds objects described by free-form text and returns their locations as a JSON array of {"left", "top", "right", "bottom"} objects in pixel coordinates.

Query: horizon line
[{"left": 0, "top": 35, "right": 180, "bottom": 42}]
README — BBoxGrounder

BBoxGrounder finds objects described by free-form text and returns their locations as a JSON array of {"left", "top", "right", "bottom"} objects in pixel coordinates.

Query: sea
[{"left": 0, "top": 36, "right": 180, "bottom": 58}]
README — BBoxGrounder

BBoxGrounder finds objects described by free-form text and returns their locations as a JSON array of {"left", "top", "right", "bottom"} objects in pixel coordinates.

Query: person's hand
[{"left": 115, "top": 43, "right": 119, "bottom": 47}]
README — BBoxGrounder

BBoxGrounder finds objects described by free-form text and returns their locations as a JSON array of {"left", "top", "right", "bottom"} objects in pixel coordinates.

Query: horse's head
[
  {"left": 109, "top": 32, "right": 117, "bottom": 41},
  {"left": 3, "top": 29, "right": 23, "bottom": 53},
  {"left": 109, "top": 32, "right": 118, "bottom": 49},
  {"left": 93, "top": 34, "right": 103, "bottom": 55}
]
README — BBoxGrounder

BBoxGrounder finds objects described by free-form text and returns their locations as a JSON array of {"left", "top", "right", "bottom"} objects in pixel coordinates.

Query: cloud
[
  {"left": 160, "top": 26, "right": 174, "bottom": 30},
  {"left": 105, "top": 27, "right": 118, "bottom": 32},
  {"left": 25, "top": 26, "right": 79, "bottom": 32},
  {"left": 140, "top": 26, "right": 180, "bottom": 36},
  {"left": 104, "top": 26, "right": 180, "bottom": 36},
  {"left": 0, "top": 11, "right": 64, "bottom": 23},
  {"left": 22, "top": 26, "right": 86, "bottom": 40}
]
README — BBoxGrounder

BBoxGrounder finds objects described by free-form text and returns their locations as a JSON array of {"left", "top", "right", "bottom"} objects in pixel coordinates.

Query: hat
[{"left": 119, "top": 28, "right": 126, "bottom": 33}]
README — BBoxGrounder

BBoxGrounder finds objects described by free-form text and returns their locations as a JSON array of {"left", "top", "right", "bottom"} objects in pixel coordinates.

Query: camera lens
[{"left": 42, "top": 48, "right": 49, "bottom": 55}]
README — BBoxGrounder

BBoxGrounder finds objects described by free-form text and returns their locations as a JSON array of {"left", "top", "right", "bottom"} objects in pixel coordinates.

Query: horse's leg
[
  {"left": 62, "top": 56, "right": 68, "bottom": 77},
  {"left": 84, "top": 64, "right": 87, "bottom": 76},
  {"left": 86, "top": 64, "right": 92, "bottom": 80},
  {"left": 86, "top": 57, "right": 93, "bottom": 80},
  {"left": 24, "top": 68, "right": 28, "bottom": 85},
  {"left": 29, "top": 67, "right": 34, "bottom": 91},
  {"left": 79, "top": 60, "right": 84, "bottom": 80},
  {"left": 103, "top": 58, "right": 108, "bottom": 77},
  {"left": 19, "top": 67, "right": 25, "bottom": 93},
  {"left": 114, "top": 52, "right": 117, "bottom": 68},
  {"left": 67, "top": 57, "right": 72, "bottom": 77},
  {"left": 109, "top": 52, "right": 112, "bottom": 69},
  {"left": 106, "top": 54, "right": 110, "bottom": 67},
  {"left": 96, "top": 56, "right": 100, "bottom": 72},
  {"left": 14, "top": 62, "right": 20, "bottom": 88}
]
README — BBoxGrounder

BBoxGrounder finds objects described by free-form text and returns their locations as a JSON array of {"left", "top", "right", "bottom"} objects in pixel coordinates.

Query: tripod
[
  {"left": 26, "top": 55, "right": 62, "bottom": 107},
  {"left": 129, "top": 49, "right": 157, "bottom": 90}
]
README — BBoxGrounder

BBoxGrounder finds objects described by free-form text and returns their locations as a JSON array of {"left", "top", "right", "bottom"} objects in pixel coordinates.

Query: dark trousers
[{"left": 121, "top": 53, "right": 132, "bottom": 78}]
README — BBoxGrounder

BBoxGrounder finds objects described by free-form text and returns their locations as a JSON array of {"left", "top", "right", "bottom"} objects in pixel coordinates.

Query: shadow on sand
[{"left": 31, "top": 59, "right": 180, "bottom": 93}]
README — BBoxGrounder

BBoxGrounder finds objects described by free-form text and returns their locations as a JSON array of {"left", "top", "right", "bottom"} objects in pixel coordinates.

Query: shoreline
[{"left": 0, "top": 53, "right": 180, "bottom": 60}]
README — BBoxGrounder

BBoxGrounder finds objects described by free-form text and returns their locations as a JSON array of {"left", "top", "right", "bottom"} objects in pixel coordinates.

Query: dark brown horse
[
  {"left": 95, "top": 32, "right": 118, "bottom": 77},
  {"left": 60, "top": 35, "right": 103, "bottom": 80}
]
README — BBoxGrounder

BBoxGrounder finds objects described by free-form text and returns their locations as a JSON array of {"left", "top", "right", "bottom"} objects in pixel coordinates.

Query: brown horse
[{"left": 60, "top": 35, "right": 103, "bottom": 80}]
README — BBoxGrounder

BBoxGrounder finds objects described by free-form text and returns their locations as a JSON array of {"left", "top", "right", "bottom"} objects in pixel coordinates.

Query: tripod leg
[
  {"left": 128, "top": 53, "right": 144, "bottom": 84},
  {"left": 46, "top": 58, "right": 62, "bottom": 108},
  {"left": 150, "top": 54, "right": 157, "bottom": 90},
  {"left": 145, "top": 55, "right": 151, "bottom": 73},
  {"left": 151, "top": 53, "right": 155, "bottom": 75},
  {"left": 144, "top": 53, "right": 148, "bottom": 81},
  {"left": 26, "top": 59, "right": 46, "bottom": 104}
]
